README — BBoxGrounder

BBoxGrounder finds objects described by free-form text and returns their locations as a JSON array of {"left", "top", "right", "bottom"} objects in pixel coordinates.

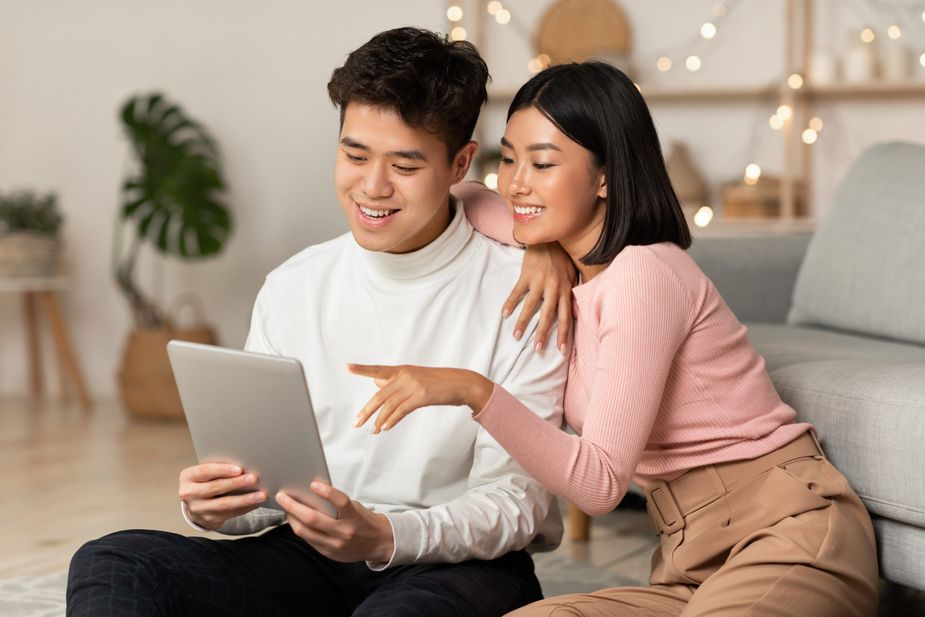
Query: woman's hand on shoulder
[{"left": 504, "top": 242, "right": 577, "bottom": 354}]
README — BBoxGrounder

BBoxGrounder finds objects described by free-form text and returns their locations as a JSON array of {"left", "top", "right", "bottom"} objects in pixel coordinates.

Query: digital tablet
[{"left": 166, "top": 340, "right": 336, "bottom": 517}]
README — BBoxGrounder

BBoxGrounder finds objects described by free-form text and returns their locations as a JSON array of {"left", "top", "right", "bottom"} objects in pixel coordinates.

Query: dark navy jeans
[{"left": 66, "top": 524, "right": 542, "bottom": 616}]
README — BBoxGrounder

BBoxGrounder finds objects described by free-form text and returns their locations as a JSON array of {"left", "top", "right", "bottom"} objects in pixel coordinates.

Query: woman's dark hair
[
  {"left": 508, "top": 62, "right": 691, "bottom": 264},
  {"left": 328, "top": 27, "right": 489, "bottom": 161}
]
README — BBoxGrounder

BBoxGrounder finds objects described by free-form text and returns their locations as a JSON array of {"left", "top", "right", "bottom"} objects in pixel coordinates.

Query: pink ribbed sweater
[{"left": 460, "top": 187, "right": 811, "bottom": 516}]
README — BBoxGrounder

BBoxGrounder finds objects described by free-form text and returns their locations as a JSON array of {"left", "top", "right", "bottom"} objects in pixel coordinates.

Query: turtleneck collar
[{"left": 352, "top": 197, "right": 475, "bottom": 282}]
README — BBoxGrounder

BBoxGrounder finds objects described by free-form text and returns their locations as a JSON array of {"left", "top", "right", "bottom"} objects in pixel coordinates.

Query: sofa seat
[
  {"left": 746, "top": 323, "right": 925, "bottom": 372},
  {"left": 745, "top": 322, "right": 925, "bottom": 588}
]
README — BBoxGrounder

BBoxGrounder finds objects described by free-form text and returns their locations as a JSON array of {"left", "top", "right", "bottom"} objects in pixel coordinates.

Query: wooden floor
[{"left": 0, "top": 396, "right": 652, "bottom": 579}]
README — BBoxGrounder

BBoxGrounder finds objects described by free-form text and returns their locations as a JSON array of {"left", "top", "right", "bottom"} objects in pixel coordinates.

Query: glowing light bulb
[
  {"left": 888, "top": 25, "right": 902, "bottom": 40},
  {"left": 776, "top": 104, "right": 793, "bottom": 120},
  {"left": 744, "top": 163, "right": 761, "bottom": 185},
  {"left": 487, "top": 1, "right": 503, "bottom": 15},
  {"left": 686, "top": 55, "right": 702, "bottom": 71},
  {"left": 920, "top": 53, "right": 925, "bottom": 68},
  {"left": 809, "top": 116, "right": 823, "bottom": 131},
  {"left": 657, "top": 56, "right": 672, "bottom": 72},
  {"left": 701, "top": 23, "right": 717, "bottom": 39},
  {"left": 788, "top": 73, "right": 804, "bottom": 89},
  {"left": 495, "top": 9, "right": 511, "bottom": 24},
  {"left": 802, "top": 128, "right": 818, "bottom": 144},
  {"left": 537, "top": 54, "right": 551, "bottom": 67},
  {"left": 446, "top": 5, "right": 463, "bottom": 22},
  {"left": 694, "top": 206, "right": 714, "bottom": 228},
  {"left": 769, "top": 114, "right": 784, "bottom": 130},
  {"left": 450, "top": 26, "right": 467, "bottom": 41},
  {"left": 484, "top": 173, "right": 498, "bottom": 190},
  {"left": 860, "top": 28, "right": 875, "bottom": 43}
]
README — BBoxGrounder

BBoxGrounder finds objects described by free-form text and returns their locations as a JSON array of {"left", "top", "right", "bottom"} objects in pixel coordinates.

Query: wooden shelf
[{"left": 805, "top": 82, "right": 925, "bottom": 99}]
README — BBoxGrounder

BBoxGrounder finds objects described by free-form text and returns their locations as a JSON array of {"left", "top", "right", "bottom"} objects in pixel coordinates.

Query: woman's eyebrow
[{"left": 499, "top": 136, "right": 561, "bottom": 152}]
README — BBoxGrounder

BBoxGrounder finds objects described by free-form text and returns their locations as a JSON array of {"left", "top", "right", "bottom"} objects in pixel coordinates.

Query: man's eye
[
  {"left": 345, "top": 152, "right": 365, "bottom": 162},
  {"left": 394, "top": 165, "right": 420, "bottom": 174}
]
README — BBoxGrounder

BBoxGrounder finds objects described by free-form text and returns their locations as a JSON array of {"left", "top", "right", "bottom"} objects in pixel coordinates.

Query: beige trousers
[{"left": 512, "top": 435, "right": 879, "bottom": 617}]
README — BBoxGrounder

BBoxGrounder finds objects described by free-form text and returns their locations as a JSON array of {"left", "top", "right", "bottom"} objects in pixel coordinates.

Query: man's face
[{"left": 334, "top": 103, "right": 475, "bottom": 254}]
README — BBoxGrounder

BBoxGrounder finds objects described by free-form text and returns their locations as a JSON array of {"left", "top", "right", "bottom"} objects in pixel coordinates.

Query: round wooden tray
[{"left": 535, "top": 0, "right": 632, "bottom": 65}]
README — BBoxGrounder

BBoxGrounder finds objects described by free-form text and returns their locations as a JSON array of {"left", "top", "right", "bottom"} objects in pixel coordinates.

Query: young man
[{"left": 67, "top": 27, "right": 567, "bottom": 616}]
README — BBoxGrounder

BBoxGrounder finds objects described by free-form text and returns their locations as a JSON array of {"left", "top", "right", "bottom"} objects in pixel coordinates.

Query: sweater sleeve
[
  {"left": 452, "top": 181, "right": 520, "bottom": 247},
  {"left": 474, "top": 247, "right": 694, "bottom": 515}
]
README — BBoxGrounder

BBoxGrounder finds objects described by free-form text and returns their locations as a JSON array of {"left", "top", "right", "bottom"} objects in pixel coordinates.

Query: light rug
[{"left": 0, "top": 552, "right": 643, "bottom": 617}]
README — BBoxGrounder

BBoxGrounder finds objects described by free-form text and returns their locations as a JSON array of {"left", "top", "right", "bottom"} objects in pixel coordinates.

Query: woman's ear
[{"left": 596, "top": 171, "right": 607, "bottom": 200}]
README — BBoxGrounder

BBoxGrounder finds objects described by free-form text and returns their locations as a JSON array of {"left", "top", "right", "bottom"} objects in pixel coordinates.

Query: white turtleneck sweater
[{"left": 195, "top": 203, "right": 567, "bottom": 570}]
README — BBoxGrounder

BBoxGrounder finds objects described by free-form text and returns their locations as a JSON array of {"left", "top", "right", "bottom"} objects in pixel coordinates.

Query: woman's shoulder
[{"left": 590, "top": 243, "right": 705, "bottom": 308}]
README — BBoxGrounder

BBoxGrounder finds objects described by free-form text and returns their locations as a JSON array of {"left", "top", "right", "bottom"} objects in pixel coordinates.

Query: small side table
[{"left": 1, "top": 277, "right": 92, "bottom": 412}]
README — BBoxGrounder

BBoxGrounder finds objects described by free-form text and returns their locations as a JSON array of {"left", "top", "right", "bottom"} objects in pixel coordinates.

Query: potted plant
[
  {"left": 0, "top": 191, "right": 63, "bottom": 277},
  {"left": 114, "top": 92, "right": 233, "bottom": 419}
]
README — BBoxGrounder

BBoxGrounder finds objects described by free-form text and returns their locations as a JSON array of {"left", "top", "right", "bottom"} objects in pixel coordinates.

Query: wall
[{"left": 2, "top": 0, "right": 924, "bottom": 397}]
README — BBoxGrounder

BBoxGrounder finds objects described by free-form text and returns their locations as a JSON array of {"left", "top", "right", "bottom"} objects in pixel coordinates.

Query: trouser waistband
[{"left": 645, "top": 431, "right": 823, "bottom": 535}]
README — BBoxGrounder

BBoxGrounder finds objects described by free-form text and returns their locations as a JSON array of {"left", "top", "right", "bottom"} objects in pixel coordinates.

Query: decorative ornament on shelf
[
  {"left": 722, "top": 174, "right": 806, "bottom": 219},
  {"left": 535, "top": 0, "right": 633, "bottom": 76},
  {"left": 0, "top": 190, "right": 63, "bottom": 278}
]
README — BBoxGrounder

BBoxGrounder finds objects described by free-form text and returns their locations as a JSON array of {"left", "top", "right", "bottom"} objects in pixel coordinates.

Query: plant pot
[
  {"left": 118, "top": 325, "right": 217, "bottom": 420},
  {"left": 0, "top": 232, "right": 60, "bottom": 277}
]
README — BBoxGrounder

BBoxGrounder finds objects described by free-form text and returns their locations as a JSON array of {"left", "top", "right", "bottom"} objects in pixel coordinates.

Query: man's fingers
[
  {"left": 184, "top": 462, "right": 243, "bottom": 483},
  {"left": 311, "top": 481, "right": 352, "bottom": 511},
  {"left": 502, "top": 279, "right": 530, "bottom": 319}
]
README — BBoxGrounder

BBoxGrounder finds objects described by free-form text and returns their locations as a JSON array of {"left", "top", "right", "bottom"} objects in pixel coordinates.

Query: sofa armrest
[{"left": 688, "top": 234, "right": 812, "bottom": 324}]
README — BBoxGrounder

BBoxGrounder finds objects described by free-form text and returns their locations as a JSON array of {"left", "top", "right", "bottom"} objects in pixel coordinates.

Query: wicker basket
[
  {"left": 0, "top": 232, "right": 60, "bottom": 277},
  {"left": 118, "top": 325, "right": 217, "bottom": 420}
]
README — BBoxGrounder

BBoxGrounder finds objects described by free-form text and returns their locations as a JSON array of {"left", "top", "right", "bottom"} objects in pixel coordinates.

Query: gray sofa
[{"left": 689, "top": 142, "right": 925, "bottom": 591}]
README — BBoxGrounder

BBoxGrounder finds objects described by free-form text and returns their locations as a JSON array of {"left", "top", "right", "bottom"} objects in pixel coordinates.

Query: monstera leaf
[
  {"left": 119, "top": 93, "right": 231, "bottom": 258},
  {"left": 115, "top": 93, "right": 232, "bottom": 328}
]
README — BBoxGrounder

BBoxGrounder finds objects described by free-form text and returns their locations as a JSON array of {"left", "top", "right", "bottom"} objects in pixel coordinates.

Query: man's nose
[{"left": 361, "top": 163, "right": 394, "bottom": 199}]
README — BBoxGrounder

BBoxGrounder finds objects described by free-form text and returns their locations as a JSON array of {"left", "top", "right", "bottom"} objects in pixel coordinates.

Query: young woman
[{"left": 351, "top": 62, "right": 879, "bottom": 616}]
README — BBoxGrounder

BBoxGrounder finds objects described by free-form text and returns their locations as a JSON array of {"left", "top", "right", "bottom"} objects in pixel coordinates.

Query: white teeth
[
  {"left": 514, "top": 205, "right": 545, "bottom": 215},
  {"left": 359, "top": 205, "right": 396, "bottom": 218}
]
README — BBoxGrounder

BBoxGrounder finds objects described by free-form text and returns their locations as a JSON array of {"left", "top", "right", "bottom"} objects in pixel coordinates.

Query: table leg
[
  {"left": 23, "top": 291, "right": 43, "bottom": 401},
  {"left": 39, "top": 291, "right": 92, "bottom": 412},
  {"left": 567, "top": 502, "right": 591, "bottom": 542}
]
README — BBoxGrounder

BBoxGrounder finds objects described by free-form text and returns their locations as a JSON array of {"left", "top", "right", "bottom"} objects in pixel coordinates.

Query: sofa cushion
[
  {"left": 767, "top": 359, "right": 925, "bottom": 529},
  {"left": 788, "top": 142, "right": 925, "bottom": 346},
  {"left": 873, "top": 515, "right": 925, "bottom": 592},
  {"left": 745, "top": 322, "right": 925, "bottom": 372}
]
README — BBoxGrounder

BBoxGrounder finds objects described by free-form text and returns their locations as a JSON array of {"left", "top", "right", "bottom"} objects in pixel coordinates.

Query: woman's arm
[
  {"left": 453, "top": 180, "right": 577, "bottom": 352},
  {"left": 353, "top": 248, "right": 694, "bottom": 515}
]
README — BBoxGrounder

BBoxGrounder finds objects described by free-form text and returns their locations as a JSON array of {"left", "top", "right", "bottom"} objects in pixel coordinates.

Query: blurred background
[{"left": 2, "top": 0, "right": 925, "bottom": 399}]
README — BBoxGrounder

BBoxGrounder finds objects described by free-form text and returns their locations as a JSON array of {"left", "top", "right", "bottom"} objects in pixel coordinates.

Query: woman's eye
[
  {"left": 499, "top": 157, "right": 514, "bottom": 165},
  {"left": 533, "top": 162, "right": 555, "bottom": 170}
]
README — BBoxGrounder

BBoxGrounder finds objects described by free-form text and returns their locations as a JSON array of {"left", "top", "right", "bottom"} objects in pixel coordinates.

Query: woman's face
[{"left": 497, "top": 106, "right": 607, "bottom": 255}]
